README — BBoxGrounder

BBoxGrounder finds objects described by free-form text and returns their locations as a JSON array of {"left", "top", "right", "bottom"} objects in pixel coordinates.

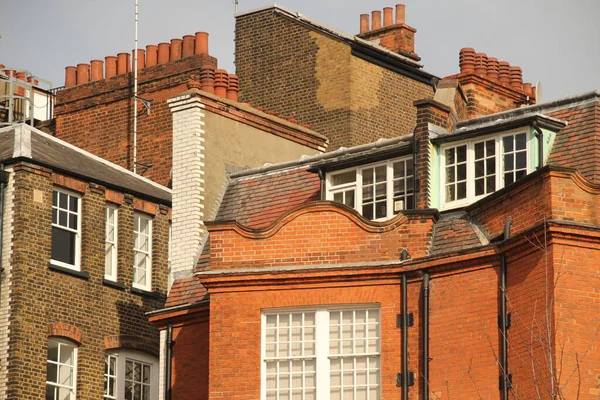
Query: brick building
[
  {"left": 0, "top": 123, "right": 171, "bottom": 399},
  {"left": 151, "top": 86, "right": 600, "bottom": 399}
]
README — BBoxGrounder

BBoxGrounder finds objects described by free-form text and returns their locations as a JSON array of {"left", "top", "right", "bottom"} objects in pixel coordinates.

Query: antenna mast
[
  {"left": 133, "top": 0, "right": 139, "bottom": 174},
  {"left": 234, "top": 0, "right": 239, "bottom": 14}
]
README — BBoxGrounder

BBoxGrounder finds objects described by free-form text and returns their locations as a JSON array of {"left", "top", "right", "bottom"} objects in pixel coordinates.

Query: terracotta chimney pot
[
  {"left": 170, "top": 38, "right": 183, "bottom": 61},
  {"left": 132, "top": 49, "right": 145, "bottom": 70},
  {"left": 146, "top": 45, "right": 158, "bottom": 67},
  {"left": 486, "top": 57, "right": 499, "bottom": 82},
  {"left": 459, "top": 48, "right": 476, "bottom": 74},
  {"left": 117, "top": 53, "right": 130, "bottom": 75},
  {"left": 76, "top": 63, "right": 90, "bottom": 85},
  {"left": 105, "top": 56, "right": 117, "bottom": 78},
  {"left": 214, "top": 69, "right": 229, "bottom": 98},
  {"left": 200, "top": 66, "right": 215, "bottom": 94},
  {"left": 90, "top": 60, "right": 104, "bottom": 81},
  {"left": 396, "top": 4, "right": 406, "bottom": 25},
  {"left": 227, "top": 74, "right": 240, "bottom": 102},
  {"left": 195, "top": 32, "right": 209, "bottom": 55},
  {"left": 509, "top": 66, "right": 523, "bottom": 91},
  {"left": 65, "top": 66, "right": 77, "bottom": 88},
  {"left": 383, "top": 7, "right": 393, "bottom": 27},
  {"left": 523, "top": 82, "right": 533, "bottom": 96},
  {"left": 371, "top": 10, "right": 382, "bottom": 30},
  {"left": 474, "top": 53, "right": 488, "bottom": 77},
  {"left": 182, "top": 35, "right": 195, "bottom": 58},
  {"left": 16, "top": 71, "right": 26, "bottom": 81},
  {"left": 360, "top": 14, "right": 370, "bottom": 34},
  {"left": 498, "top": 61, "right": 511, "bottom": 86},
  {"left": 0, "top": 64, "right": 5, "bottom": 69},
  {"left": 157, "top": 43, "right": 170, "bottom": 64}
]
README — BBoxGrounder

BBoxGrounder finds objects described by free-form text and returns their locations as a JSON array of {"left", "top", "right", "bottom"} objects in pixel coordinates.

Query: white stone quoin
[{"left": 168, "top": 93, "right": 206, "bottom": 283}]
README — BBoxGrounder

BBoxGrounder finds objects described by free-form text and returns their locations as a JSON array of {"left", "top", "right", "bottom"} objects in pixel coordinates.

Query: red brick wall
[
  {"left": 54, "top": 54, "right": 217, "bottom": 187},
  {"left": 207, "top": 203, "right": 435, "bottom": 270},
  {"left": 171, "top": 318, "right": 210, "bottom": 400}
]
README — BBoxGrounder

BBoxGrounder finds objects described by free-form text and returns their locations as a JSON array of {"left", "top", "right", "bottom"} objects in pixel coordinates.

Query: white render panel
[
  {"left": 169, "top": 95, "right": 207, "bottom": 283},
  {"left": 0, "top": 168, "right": 15, "bottom": 397}
]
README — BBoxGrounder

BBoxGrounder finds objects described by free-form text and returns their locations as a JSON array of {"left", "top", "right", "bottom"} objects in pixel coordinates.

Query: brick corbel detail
[
  {"left": 52, "top": 173, "right": 87, "bottom": 194},
  {"left": 124, "top": 193, "right": 134, "bottom": 206},
  {"left": 48, "top": 323, "right": 82, "bottom": 345},
  {"left": 414, "top": 99, "right": 451, "bottom": 209},
  {"left": 89, "top": 182, "right": 106, "bottom": 195},
  {"left": 13, "top": 161, "right": 52, "bottom": 178},
  {"left": 104, "top": 335, "right": 159, "bottom": 357}
]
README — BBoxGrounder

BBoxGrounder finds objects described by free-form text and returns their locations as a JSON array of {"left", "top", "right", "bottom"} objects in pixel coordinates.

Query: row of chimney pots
[
  {"left": 359, "top": 4, "right": 407, "bottom": 33},
  {"left": 64, "top": 32, "right": 210, "bottom": 88},
  {"left": 459, "top": 48, "right": 535, "bottom": 97}
]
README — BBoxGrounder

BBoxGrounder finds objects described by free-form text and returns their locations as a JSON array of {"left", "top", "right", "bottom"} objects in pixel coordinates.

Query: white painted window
[
  {"left": 46, "top": 338, "right": 77, "bottom": 400},
  {"left": 104, "top": 354, "right": 118, "bottom": 400},
  {"left": 104, "top": 350, "right": 158, "bottom": 400},
  {"left": 441, "top": 131, "right": 530, "bottom": 209},
  {"left": 51, "top": 189, "right": 81, "bottom": 270},
  {"left": 327, "top": 157, "right": 414, "bottom": 220},
  {"left": 105, "top": 205, "right": 118, "bottom": 281},
  {"left": 262, "top": 307, "right": 381, "bottom": 400},
  {"left": 133, "top": 213, "right": 152, "bottom": 291}
]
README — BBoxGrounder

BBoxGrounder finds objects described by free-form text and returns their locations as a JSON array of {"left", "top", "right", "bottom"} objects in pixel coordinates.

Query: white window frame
[
  {"left": 326, "top": 157, "right": 414, "bottom": 221},
  {"left": 133, "top": 213, "right": 152, "bottom": 291},
  {"left": 51, "top": 188, "right": 82, "bottom": 270},
  {"left": 105, "top": 205, "right": 118, "bottom": 281},
  {"left": 104, "top": 350, "right": 158, "bottom": 400},
  {"left": 440, "top": 129, "right": 531, "bottom": 210},
  {"left": 47, "top": 338, "right": 78, "bottom": 400},
  {"left": 261, "top": 305, "right": 381, "bottom": 400}
]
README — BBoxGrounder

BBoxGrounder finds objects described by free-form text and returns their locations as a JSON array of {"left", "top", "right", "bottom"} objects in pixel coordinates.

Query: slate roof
[
  {"left": 0, "top": 124, "right": 171, "bottom": 203},
  {"left": 164, "top": 277, "right": 208, "bottom": 308},
  {"left": 215, "top": 166, "right": 321, "bottom": 229},
  {"left": 431, "top": 212, "right": 487, "bottom": 255}
]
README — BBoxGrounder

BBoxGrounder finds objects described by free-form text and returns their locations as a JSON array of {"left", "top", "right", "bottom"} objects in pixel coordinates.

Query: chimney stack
[{"left": 357, "top": 4, "right": 419, "bottom": 61}]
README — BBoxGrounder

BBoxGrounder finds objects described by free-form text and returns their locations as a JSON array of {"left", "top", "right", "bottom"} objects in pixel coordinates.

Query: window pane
[
  {"left": 333, "top": 192, "right": 343, "bottom": 203},
  {"left": 51, "top": 228, "right": 76, "bottom": 265},
  {"left": 345, "top": 190, "right": 355, "bottom": 208},
  {"left": 503, "top": 136, "right": 513, "bottom": 152},
  {"left": 445, "top": 148, "right": 455, "bottom": 165},
  {"left": 362, "top": 204, "right": 373, "bottom": 220},
  {"left": 516, "top": 133, "right": 527, "bottom": 150},
  {"left": 331, "top": 171, "right": 356, "bottom": 186},
  {"left": 516, "top": 152, "right": 527, "bottom": 169},
  {"left": 457, "top": 145, "right": 467, "bottom": 162},
  {"left": 59, "top": 192, "right": 68, "bottom": 209},
  {"left": 363, "top": 168, "right": 373, "bottom": 185},
  {"left": 475, "top": 142, "right": 484, "bottom": 159},
  {"left": 375, "top": 166, "right": 386, "bottom": 182},
  {"left": 48, "top": 341, "right": 59, "bottom": 362},
  {"left": 69, "top": 196, "right": 78, "bottom": 212}
]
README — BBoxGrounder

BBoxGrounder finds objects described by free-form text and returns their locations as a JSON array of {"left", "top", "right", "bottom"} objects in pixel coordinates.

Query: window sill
[
  {"left": 48, "top": 263, "right": 90, "bottom": 280},
  {"left": 102, "top": 279, "right": 126, "bottom": 290},
  {"left": 130, "top": 287, "right": 162, "bottom": 299}
]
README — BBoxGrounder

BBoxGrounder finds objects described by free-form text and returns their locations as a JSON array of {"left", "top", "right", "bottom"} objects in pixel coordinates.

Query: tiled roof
[
  {"left": 431, "top": 212, "right": 486, "bottom": 255},
  {"left": 195, "top": 233, "right": 211, "bottom": 272},
  {"left": 164, "top": 277, "right": 208, "bottom": 308},
  {"left": 215, "top": 167, "right": 321, "bottom": 229}
]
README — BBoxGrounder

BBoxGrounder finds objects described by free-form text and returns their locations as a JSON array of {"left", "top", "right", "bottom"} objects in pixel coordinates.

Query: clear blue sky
[{"left": 1, "top": 0, "right": 599, "bottom": 102}]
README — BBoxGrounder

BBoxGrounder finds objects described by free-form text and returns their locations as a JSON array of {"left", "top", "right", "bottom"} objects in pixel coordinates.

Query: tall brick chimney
[{"left": 357, "top": 4, "right": 420, "bottom": 61}]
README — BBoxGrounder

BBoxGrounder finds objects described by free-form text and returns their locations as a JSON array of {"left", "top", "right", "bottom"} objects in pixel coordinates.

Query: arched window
[
  {"left": 104, "top": 349, "right": 158, "bottom": 400},
  {"left": 46, "top": 338, "right": 78, "bottom": 400}
]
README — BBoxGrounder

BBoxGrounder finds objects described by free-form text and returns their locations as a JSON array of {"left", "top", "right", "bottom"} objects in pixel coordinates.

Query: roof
[
  {"left": 431, "top": 212, "right": 488, "bottom": 255},
  {"left": 0, "top": 124, "right": 171, "bottom": 204},
  {"left": 216, "top": 166, "right": 321, "bottom": 229},
  {"left": 164, "top": 277, "right": 208, "bottom": 308},
  {"left": 236, "top": 4, "right": 438, "bottom": 81}
]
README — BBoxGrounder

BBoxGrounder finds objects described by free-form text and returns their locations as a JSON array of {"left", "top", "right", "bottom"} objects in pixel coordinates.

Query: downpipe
[
  {"left": 422, "top": 271, "right": 430, "bottom": 400},
  {"left": 165, "top": 324, "right": 173, "bottom": 400}
]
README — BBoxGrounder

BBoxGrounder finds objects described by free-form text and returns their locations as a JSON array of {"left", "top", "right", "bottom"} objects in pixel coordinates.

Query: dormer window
[
  {"left": 441, "top": 131, "right": 530, "bottom": 209},
  {"left": 326, "top": 157, "right": 414, "bottom": 220}
]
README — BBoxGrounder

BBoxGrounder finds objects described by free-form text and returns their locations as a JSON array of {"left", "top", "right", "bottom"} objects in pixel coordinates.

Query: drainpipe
[
  {"left": 532, "top": 122, "right": 544, "bottom": 169},
  {"left": 412, "top": 128, "right": 419, "bottom": 206},
  {"left": 317, "top": 168, "right": 326, "bottom": 200},
  {"left": 499, "top": 255, "right": 509, "bottom": 400},
  {"left": 0, "top": 163, "right": 7, "bottom": 273},
  {"left": 401, "top": 273, "right": 409, "bottom": 400},
  {"left": 165, "top": 324, "right": 173, "bottom": 400},
  {"left": 422, "top": 270, "right": 430, "bottom": 400},
  {"left": 399, "top": 249, "right": 411, "bottom": 400}
]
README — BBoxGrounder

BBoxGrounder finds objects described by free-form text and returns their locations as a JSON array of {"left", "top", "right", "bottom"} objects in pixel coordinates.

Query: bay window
[
  {"left": 104, "top": 351, "right": 158, "bottom": 400},
  {"left": 327, "top": 158, "right": 414, "bottom": 220}
]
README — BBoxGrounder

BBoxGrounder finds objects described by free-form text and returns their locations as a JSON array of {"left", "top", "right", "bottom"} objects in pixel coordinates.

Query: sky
[{"left": 1, "top": 0, "right": 599, "bottom": 102}]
